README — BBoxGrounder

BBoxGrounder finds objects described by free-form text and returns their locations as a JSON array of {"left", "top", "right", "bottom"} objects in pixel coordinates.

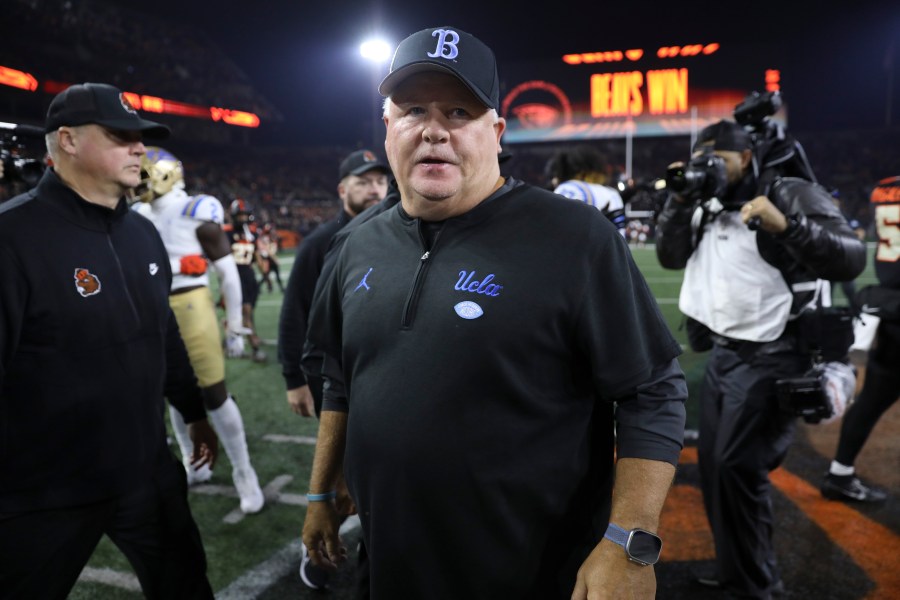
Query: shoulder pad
[
  {"left": 182, "top": 194, "right": 225, "bottom": 224},
  {"left": 554, "top": 180, "right": 591, "bottom": 203}
]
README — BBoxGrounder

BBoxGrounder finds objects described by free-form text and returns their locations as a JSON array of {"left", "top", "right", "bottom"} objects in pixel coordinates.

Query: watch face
[{"left": 627, "top": 529, "right": 663, "bottom": 565}]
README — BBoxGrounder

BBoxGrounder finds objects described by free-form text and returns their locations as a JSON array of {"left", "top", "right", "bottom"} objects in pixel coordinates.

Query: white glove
[{"left": 225, "top": 331, "right": 246, "bottom": 358}]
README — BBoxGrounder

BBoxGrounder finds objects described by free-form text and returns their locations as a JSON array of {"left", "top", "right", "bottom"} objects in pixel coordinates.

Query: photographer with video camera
[
  {"left": 655, "top": 95, "right": 866, "bottom": 599},
  {"left": 0, "top": 122, "right": 46, "bottom": 203}
]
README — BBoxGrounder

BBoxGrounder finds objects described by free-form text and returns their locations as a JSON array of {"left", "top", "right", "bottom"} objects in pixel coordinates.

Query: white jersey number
[
  {"left": 875, "top": 204, "right": 900, "bottom": 263},
  {"left": 232, "top": 241, "right": 255, "bottom": 266}
]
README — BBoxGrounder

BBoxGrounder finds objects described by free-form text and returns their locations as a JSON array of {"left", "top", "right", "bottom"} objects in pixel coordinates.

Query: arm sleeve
[
  {"left": 578, "top": 224, "right": 683, "bottom": 398},
  {"left": 307, "top": 241, "right": 350, "bottom": 413},
  {"left": 655, "top": 195, "right": 699, "bottom": 270},
  {"left": 278, "top": 237, "right": 326, "bottom": 389},
  {"left": 164, "top": 308, "right": 206, "bottom": 423},
  {"left": 212, "top": 254, "right": 243, "bottom": 331},
  {"left": 613, "top": 358, "right": 688, "bottom": 466},
  {"left": 320, "top": 353, "right": 349, "bottom": 413}
]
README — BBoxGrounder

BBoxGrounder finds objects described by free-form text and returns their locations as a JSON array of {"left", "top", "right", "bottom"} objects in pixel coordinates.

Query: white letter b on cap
[{"left": 428, "top": 29, "right": 460, "bottom": 59}]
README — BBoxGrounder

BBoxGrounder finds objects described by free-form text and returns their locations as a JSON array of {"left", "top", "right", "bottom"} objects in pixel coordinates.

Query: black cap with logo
[
  {"left": 694, "top": 120, "right": 750, "bottom": 153},
  {"left": 45, "top": 82, "right": 170, "bottom": 139},
  {"left": 338, "top": 149, "right": 391, "bottom": 180},
  {"left": 379, "top": 27, "right": 500, "bottom": 111}
]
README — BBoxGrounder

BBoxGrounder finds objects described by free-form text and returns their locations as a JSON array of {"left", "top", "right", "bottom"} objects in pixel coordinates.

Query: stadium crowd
[
  {"left": 1, "top": 2, "right": 898, "bottom": 245},
  {"left": 1, "top": 0, "right": 281, "bottom": 122},
  {"left": 2, "top": 129, "right": 898, "bottom": 245}
]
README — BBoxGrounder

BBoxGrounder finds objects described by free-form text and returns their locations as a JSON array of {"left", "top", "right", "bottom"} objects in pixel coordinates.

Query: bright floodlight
[{"left": 360, "top": 39, "right": 392, "bottom": 63}]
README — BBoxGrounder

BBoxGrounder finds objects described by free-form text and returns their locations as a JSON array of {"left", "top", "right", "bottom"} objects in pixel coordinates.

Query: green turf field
[{"left": 69, "top": 244, "right": 879, "bottom": 598}]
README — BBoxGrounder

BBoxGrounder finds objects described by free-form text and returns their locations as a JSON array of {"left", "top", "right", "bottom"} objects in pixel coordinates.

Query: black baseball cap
[
  {"left": 338, "top": 149, "right": 390, "bottom": 180},
  {"left": 694, "top": 120, "right": 750, "bottom": 153},
  {"left": 45, "top": 82, "right": 170, "bottom": 139},
  {"left": 379, "top": 27, "right": 500, "bottom": 111}
]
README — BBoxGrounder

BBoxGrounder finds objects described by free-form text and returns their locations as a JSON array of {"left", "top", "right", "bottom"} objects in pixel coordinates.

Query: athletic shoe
[
  {"left": 821, "top": 473, "right": 887, "bottom": 503},
  {"left": 695, "top": 576, "right": 784, "bottom": 596},
  {"left": 252, "top": 348, "right": 267, "bottom": 363},
  {"left": 233, "top": 467, "right": 265, "bottom": 514},
  {"left": 694, "top": 576, "right": 722, "bottom": 589},
  {"left": 299, "top": 542, "right": 331, "bottom": 590},
  {"left": 185, "top": 461, "right": 213, "bottom": 486}
]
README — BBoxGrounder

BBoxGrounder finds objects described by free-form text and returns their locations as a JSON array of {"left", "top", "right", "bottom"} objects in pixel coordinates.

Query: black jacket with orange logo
[{"left": 0, "top": 169, "right": 204, "bottom": 512}]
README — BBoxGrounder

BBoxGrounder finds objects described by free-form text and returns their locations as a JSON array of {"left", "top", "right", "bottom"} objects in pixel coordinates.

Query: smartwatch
[{"left": 603, "top": 523, "right": 663, "bottom": 566}]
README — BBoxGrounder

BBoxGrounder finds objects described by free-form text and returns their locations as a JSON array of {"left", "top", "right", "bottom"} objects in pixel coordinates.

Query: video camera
[
  {"left": 0, "top": 122, "right": 46, "bottom": 187},
  {"left": 663, "top": 90, "right": 816, "bottom": 203},
  {"left": 734, "top": 90, "right": 782, "bottom": 131},
  {"left": 664, "top": 148, "right": 727, "bottom": 202}
]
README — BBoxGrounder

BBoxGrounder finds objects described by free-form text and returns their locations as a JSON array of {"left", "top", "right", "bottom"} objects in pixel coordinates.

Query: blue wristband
[{"left": 306, "top": 491, "right": 337, "bottom": 502}]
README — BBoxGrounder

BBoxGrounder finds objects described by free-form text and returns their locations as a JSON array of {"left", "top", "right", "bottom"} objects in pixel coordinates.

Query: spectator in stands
[{"left": 301, "top": 26, "right": 686, "bottom": 599}]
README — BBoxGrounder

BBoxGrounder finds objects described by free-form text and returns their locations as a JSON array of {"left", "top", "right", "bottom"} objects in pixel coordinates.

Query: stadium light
[
  {"left": 359, "top": 37, "right": 392, "bottom": 148},
  {"left": 359, "top": 39, "right": 392, "bottom": 63}
]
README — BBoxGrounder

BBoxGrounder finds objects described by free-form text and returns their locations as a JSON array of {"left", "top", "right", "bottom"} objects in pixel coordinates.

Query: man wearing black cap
[
  {"left": 0, "top": 82, "right": 215, "bottom": 598},
  {"left": 301, "top": 28, "right": 687, "bottom": 599},
  {"left": 656, "top": 119, "right": 866, "bottom": 599},
  {"left": 279, "top": 149, "right": 390, "bottom": 420}
]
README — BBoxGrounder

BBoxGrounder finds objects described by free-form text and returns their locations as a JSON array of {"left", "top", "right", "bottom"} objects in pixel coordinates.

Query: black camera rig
[
  {"left": 735, "top": 91, "right": 817, "bottom": 190},
  {"left": 0, "top": 122, "right": 46, "bottom": 187},
  {"left": 664, "top": 91, "right": 817, "bottom": 203}
]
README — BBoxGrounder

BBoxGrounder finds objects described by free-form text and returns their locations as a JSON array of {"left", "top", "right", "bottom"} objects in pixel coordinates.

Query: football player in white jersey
[
  {"left": 546, "top": 146, "right": 627, "bottom": 237},
  {"left": 133, "top": 147, "right": 264, "bottom": 514}
]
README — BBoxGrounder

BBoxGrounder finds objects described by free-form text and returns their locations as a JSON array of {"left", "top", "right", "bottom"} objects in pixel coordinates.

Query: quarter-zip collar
[
  {"left": 35, "top": 168, "right": 129, "bottom": 232},
  {"left": 395, "top": 176, "right": 525, "bottom": 229}
]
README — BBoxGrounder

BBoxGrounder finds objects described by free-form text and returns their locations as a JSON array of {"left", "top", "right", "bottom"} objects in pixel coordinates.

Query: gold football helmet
[{"left": 135, "top": 147, "right": 184, "bottom": 203}]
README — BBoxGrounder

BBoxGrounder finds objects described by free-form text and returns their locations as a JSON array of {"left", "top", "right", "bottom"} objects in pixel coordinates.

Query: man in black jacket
[
  {"left": 656, "top": 119, "right": 866, "bottom": 599},
  {"left": 0, "top": 82, "right": 215, "bottom": 599},
  {"left": 278, "top": 149, "right": 389, "bottom": 419}
]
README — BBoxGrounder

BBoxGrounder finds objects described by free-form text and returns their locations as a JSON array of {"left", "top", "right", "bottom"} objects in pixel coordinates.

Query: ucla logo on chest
[{"left": 454, "top": 270, "right": 502, "bottom": 297}]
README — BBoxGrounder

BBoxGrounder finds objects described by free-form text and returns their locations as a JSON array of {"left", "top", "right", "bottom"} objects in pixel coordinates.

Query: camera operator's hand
[{"left": 741, "top": 195, "right": 788, "bottom": 234}]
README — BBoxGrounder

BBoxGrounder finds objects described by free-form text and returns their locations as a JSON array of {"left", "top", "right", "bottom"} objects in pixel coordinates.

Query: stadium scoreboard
[{"left": 501, "top": 39, "right": 785, "bottom": 142}]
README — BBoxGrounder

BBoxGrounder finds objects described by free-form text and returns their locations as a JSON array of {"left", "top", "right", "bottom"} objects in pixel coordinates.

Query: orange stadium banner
[
  {"left": 0, "top": 69, "right": 260, "bottom": 129},
  {"left": 0, "top": 66, "right": 38, "bottom": 92}
]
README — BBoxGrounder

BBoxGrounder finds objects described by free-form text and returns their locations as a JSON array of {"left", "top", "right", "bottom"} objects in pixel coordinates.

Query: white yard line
[
  {"left": 77, "top": 566, "right": 141, "bottom": 592},
  {"left": 262, "top": 433, "right": 318, "bottom": 445}
]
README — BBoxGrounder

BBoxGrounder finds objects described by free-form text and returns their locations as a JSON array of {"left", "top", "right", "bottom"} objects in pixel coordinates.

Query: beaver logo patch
[{"left": 74, "top": 268, "right": 101, "bottom": 297}]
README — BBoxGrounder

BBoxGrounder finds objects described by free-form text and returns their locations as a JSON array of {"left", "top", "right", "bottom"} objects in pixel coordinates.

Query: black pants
[
  {"left": 0, "top": 457, "right": 212, "bottom": 600},
  {"left": 836, "top": 319, "right": 900, "bottom": 466},
  {"left": 698, "top": 343, "right": 808, "bottom": 599}
]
